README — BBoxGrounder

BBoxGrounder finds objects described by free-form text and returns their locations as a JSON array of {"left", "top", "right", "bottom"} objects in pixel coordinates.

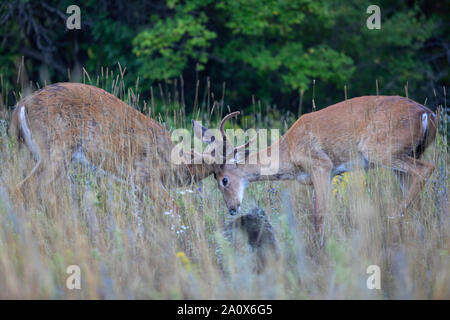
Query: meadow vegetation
[{"left": 0, "top": 72, "right": 448, "bottom": 299}]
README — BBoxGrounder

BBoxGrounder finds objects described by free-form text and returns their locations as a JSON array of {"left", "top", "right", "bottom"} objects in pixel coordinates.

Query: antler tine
[
  {"left": 219, "top": 111, "right": 240, "bottom": 142},
  {"left": 236, "top": 131, "right": 258, "bottom": 151},
  {"left": 234, "top": 131, "right": 259, "bottom": 163}
]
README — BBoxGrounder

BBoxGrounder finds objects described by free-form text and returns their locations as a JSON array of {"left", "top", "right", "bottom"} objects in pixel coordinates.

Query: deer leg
[
  {"left": 15, "top": 159, "right": 43, "bottom": 198},
  {"left": 393, "top": 169, "right": 422, "bottom": 211},
  {"left": 15, "top": 157, "right": 67, "bottom": 213},
  {"left": 310, "top": 160, "right": 333, "bottom": 237},
  {"left": 392, "top": 157, "right": 434, "bottom": 216},
  {"left": 292, "top": 149, "right": 333, "bottom": 238},
  {"left": 393, "top": 170, "right": 409, "bottom": 195}
]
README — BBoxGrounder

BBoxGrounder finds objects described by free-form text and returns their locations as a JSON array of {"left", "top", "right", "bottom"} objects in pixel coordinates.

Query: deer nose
[{"left": 229, "top": 205, "right": 241, "bottom": 216}]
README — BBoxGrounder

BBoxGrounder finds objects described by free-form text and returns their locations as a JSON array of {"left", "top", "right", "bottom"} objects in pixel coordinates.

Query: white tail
[{"left": 197, "top": 96, "right": 437, "bottom": 234}]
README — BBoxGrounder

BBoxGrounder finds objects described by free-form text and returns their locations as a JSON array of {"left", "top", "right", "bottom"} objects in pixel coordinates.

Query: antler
[
  {"left": 219, "top": 111, "right": 240, "bottom": 144},
  {"left": 219, "top": 111, "right": 259, "bottom": 163},
  {"left": 192, "top": 111, "right": 244, "bottom": 164},
  {"left": 235, "top": 131, "right": 258, "bottom": 151},
  {"left": 233, "top": 131, "right": 258, "bottom": 163},
  {"left": 217, "top": 111, "right": 240, "bottom": 163}
]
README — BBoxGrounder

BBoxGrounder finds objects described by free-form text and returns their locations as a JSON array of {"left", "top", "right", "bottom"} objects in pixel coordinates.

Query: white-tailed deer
[
  {"left": 194, "top": 96, "right": 437, "bottom": 234},
  {"left": 9, "top": 82, "right": 213, "bottom": 209}
]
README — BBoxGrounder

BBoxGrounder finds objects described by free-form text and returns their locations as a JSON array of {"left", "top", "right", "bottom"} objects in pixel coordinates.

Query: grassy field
[{"left": 0, "top": 74, "right": 448, "bottom": 299}]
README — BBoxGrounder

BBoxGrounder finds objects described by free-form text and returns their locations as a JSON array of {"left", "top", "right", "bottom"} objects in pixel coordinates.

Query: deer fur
[
  {"left": 198, "top": 96, "right": 437, "bottom": 235},
  {"left": 9, "top": 82, "right": 213, "bottom": 208}
]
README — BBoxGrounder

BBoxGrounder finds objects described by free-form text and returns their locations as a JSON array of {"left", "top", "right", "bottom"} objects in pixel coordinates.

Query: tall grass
[{"left": 0, "top": 68, "right": 448, "bottom": 299}]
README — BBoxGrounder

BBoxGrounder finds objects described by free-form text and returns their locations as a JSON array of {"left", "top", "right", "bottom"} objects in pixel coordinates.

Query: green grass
[{"left": 0, "top": 71, "right": 448, "bottom": 299}]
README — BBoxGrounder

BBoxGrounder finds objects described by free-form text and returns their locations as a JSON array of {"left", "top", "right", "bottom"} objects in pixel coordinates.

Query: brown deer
[
  {"left": 194, "top": 96, "right": 437, "bottom": 235},
  {"left": 8, "top": 82, "right": 213, "bottom": 209}
]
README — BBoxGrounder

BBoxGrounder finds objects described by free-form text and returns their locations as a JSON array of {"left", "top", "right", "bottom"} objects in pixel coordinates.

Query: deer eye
[{"left": 222, "top": 177, "right": 229, "bottom": 187}]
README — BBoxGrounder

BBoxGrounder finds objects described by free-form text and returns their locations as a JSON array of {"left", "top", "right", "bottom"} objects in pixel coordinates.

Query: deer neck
[{"left": 244, "top": 137, "right": 300, "bottom": 182}]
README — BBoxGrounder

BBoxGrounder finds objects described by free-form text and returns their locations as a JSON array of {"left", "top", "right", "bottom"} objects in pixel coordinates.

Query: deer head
[{"left": 192, "top": 112, "right": 258, "bottom": 215}]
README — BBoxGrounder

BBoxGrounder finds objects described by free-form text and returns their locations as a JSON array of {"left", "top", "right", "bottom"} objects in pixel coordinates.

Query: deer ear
[{"left": 192, "top": 120, "right": 216, "bottom": 144}]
